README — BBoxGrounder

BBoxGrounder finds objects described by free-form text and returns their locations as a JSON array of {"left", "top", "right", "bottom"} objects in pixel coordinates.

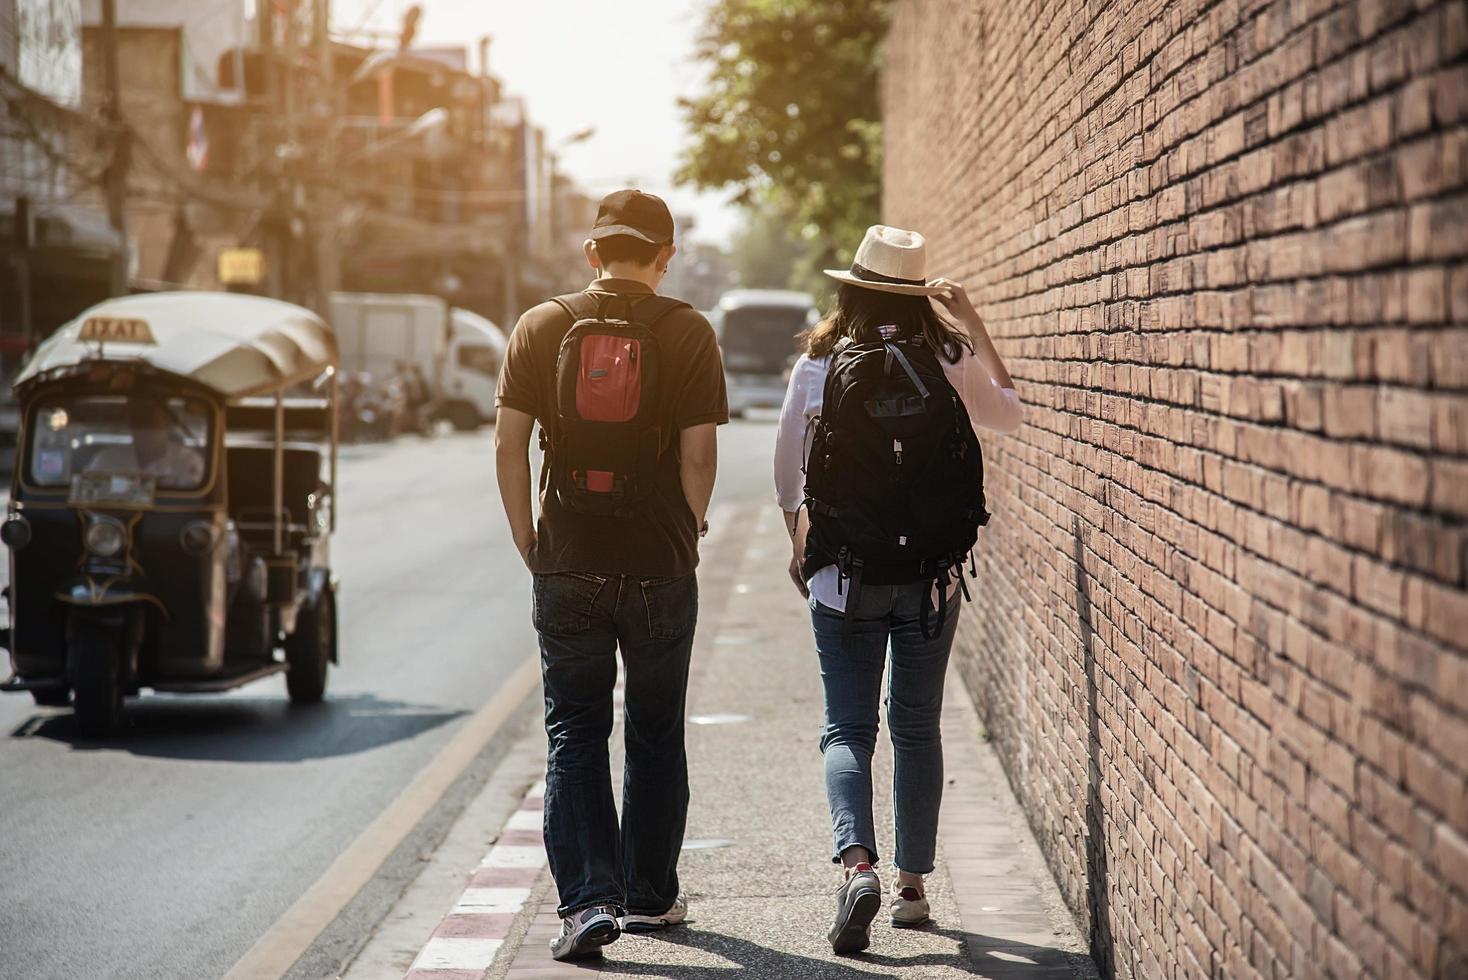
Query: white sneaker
[
  {"left": 829, "top": 864, "right": 882, "bottom": 954},
  {"left": 890, "top": 884, "right": 930, "bottom": 928},
  {"left": 549, "top": 904, "right": 621, "bottom": 961},
  {"left": 621, "top": 892, "right": 688, "bottom": 933}
]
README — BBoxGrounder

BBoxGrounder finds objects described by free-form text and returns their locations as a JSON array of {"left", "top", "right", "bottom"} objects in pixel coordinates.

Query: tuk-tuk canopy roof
[{"left": 19, "top": 292, "right": 338, "bottom": 400}]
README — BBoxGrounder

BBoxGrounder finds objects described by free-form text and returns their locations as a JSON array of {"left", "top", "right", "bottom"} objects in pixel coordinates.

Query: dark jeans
[{"left": 532, "top": 570, "right": 698, "bottom": 918}]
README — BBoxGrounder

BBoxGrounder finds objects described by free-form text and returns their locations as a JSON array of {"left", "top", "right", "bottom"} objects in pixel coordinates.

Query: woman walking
[{"left": 773, "top": 225, "right": 1022, "bottom": 954}]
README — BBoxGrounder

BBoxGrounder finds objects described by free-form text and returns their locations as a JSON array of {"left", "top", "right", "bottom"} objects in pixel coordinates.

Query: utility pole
[
  {"left": 10, "top": 196, "right": 33, "bottom": 377},
  {"left": 259, "top": 0, "right": 284, "bottom": 298},
  {"left": 312, "top": 0, "right": 339, "bottom": 316},
  {"left": 100, "top": 0, "right": 130, "bottom": 296},
  {"left": 281, "top": 0, "right": 301, "bottom": 304}
]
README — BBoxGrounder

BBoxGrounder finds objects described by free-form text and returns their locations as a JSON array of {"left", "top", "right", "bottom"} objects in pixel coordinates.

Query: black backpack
[
  {"left": 801, "top": 335, "right": 989, "bottom": 638},
  {"left": 541, "top": 291, "right": 690, "bottom": 517}
]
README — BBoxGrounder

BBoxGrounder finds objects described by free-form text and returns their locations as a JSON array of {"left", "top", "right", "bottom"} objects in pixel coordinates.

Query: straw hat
[{"left": 824, "top": 225, "right": 946, "bottom": 296}]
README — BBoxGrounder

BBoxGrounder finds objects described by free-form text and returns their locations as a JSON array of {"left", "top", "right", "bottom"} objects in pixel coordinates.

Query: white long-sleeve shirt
[{"left": 774, "top": 347, "right": 1023, "bottom": 612}]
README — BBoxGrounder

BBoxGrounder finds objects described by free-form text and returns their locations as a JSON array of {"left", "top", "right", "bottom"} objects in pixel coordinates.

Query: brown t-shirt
[{"left": 496, "top": 277, "right": 728, "bottom": 577}]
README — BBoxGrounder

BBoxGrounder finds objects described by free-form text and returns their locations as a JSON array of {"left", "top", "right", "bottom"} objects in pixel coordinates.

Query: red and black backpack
[{"left": 541, "top": 291, "right": 690, "bottom": 517}]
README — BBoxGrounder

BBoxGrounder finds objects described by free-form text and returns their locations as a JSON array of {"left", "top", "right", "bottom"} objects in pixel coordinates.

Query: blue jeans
[
  {"left": 533, "top": 571, "right": 698, "bottom": 918},
  {"left": 812, "top": 582, "right": 959, "bottom": 874}
]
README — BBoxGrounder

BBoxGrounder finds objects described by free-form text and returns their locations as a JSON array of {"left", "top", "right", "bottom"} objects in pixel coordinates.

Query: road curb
[
  {"left": 223, "top": 656, "right": 540, "bottom": 980},
  {"left": 404, "top": 780, "right": 547, "bottom": 978}
]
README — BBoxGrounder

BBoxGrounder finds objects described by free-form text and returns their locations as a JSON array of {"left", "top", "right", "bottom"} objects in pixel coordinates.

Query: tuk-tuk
[{"left": 0, "top": 292, "right": 340, "bottom": 734}]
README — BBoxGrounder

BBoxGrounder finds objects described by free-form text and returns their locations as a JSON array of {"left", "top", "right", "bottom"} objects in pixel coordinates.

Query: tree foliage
[
  {"left": 729, "top": 208, "right": 809, "bottom": 292},
  {"left": 679, "top": 0, "right": 891, "bottom": 292}
]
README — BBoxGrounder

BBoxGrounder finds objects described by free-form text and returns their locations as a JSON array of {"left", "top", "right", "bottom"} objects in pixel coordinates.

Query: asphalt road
[{"left": 0, "top": 418, "right": 778, "bottom": 980}]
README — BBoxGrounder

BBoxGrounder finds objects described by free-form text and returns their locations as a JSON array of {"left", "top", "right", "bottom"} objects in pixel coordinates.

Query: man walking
[{"left": 494, "top": 190, "right": 727, "bottom": 960}]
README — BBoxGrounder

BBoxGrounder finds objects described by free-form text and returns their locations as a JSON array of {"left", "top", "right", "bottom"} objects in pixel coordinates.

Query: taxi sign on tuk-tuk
[{"left": 79, "top": 316, "right": 157, "bottom": 345}]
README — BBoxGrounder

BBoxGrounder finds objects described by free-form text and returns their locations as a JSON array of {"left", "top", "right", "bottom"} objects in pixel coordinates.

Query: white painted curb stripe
[
  {"left": 411, "top": 937, "right": 504, "bottom": 970},
  {"left": 479, "top": 845, "right": 544, "bottom": 869},
  {"left": 505, "top": 809, "right": 542, "bottom": 831},
  {"left": 453, "top": 888, "right": 531, "bottom": 914}
]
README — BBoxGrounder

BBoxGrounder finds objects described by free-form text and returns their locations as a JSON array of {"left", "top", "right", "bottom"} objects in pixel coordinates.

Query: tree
[
  {"left": 729, "top": 207, "right": 809, "bottom": 292},
  {"left": 679, "top": 0, "right": 891, "bottom": 292}
]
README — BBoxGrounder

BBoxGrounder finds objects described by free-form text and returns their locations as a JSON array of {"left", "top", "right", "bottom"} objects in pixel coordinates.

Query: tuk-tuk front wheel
[
  {"left": 68, "top": 617, "right": 125, "bottom": 736},
  {"left": 285, "top": 587, "right": 334, "bottom": 704}
]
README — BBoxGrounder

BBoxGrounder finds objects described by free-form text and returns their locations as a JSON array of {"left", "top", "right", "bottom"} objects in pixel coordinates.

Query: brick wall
[{"left": 881, "top": 1, "right": 1467, "bottom": 976}]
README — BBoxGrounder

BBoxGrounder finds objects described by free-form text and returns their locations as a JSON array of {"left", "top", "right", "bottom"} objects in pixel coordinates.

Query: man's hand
[
  {"left": 679, "top": 423, "right": 718, "bottom": 531},
  {"left": 516, "top": 532, "right": 537, "bottom": 570},
  {"left": 495, "top": 407, "right": 538, "bottom": 574}
]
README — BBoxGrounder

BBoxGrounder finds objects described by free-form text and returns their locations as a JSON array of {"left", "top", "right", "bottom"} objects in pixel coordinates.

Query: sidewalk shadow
[
  {"left": 1073, "top": 518, "right": 1115, "bottom": 978},
  {"left": 10, "top": 692, "right": 466, "bottom": 762},
  {"left": 611, "top": 925, "right": 1090, "bottom": 977}
]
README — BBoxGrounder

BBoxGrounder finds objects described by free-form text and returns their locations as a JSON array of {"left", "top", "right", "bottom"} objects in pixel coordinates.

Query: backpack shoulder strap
[
  {"left": 885, "top": 342, "right": 931, "bottom": 399},
  {"left": 550, "top": 292, "right": 600, "bottom": 322},
  {"left": 629, "top": 294, "right": 691, "bottom": 328}
]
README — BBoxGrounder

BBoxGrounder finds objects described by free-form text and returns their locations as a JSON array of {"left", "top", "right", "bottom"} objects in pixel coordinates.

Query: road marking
[{"left": 222, "top": 655, "right": 539, "bottom": 980}]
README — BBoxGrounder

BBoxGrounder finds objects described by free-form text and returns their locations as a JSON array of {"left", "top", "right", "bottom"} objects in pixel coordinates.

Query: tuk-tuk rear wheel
[
  {"left": 285, "top": 587, "right": 334, "bottom": 704},
  {"left": 31, "top": 687, "right": 70, "bottom": 707},
  {"left": 69, "top": 618, "right": 125, "bottom": 736}
]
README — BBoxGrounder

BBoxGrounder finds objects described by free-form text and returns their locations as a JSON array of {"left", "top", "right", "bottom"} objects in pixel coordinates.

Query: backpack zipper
[{"left": 893, "top": 438, "right": 903, "bottom": 465}]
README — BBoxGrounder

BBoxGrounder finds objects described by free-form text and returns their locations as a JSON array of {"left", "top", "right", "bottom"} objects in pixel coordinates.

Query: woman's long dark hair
[{"left": 803, "top": 283, "right": 972, "bottom": 363}]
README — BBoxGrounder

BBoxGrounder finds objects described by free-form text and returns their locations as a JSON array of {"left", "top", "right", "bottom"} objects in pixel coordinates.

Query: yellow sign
[
  {"left": 218, "top": 247, "right": 265, "bottom": 285},
  {"left": 79, "top": 317, "right": 157, "bottom": 345}
]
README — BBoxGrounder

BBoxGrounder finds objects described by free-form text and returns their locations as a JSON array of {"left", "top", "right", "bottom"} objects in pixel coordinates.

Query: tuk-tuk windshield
[{"left": 29, "top": 394, "right": 213, "bottom": 491}]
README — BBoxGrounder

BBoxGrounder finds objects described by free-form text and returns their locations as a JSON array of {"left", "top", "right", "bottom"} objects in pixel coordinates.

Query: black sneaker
[
  {"left": 550, "top": 904, "right": 621, "bottom": 961},
  {"left": 829, "top": 863, "right": 882, "bottom": 954}
]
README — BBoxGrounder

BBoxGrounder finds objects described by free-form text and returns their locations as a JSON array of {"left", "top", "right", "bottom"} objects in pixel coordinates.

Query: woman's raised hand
[{"left": 929, "top": 278, "right": 979, "bottom": 323}]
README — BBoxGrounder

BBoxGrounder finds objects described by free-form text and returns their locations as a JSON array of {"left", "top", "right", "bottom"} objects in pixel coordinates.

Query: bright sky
[{"left": 333, "top": 0, "right": 741, "bottom": 245}]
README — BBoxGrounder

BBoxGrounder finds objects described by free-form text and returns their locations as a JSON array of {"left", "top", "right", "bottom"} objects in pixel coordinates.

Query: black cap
[{"left": 589, "top": 189, "right": 675, "bottom": 246}]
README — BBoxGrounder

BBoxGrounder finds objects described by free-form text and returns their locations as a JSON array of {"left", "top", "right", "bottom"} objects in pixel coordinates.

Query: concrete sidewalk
[{"left": 401, "top": 502, "right": 1094, "bottom": 980}]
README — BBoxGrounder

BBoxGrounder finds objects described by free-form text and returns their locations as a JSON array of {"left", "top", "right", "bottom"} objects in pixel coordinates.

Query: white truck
[
  {"left": 328, "top": 292, "right": 505, "bottom": 431},
  {"left": 443, "top": 306, "right": 507, "bottom": 429}
]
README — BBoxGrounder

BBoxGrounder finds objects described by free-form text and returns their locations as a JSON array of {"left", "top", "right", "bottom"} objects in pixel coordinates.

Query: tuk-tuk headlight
[
  {"left": 180, "top": 521, "right": 217, "bottom": 556},
  {"left": 0, "top": 516, "right": 31, "bottom": 550},
  {"left": 84, "top": 518, "right": 126, "bottom": 558}
]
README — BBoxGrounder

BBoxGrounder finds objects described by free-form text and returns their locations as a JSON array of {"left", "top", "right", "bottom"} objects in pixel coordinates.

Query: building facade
[{"left": 0, "top": 0, "right": 118, "bottom": 343}]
